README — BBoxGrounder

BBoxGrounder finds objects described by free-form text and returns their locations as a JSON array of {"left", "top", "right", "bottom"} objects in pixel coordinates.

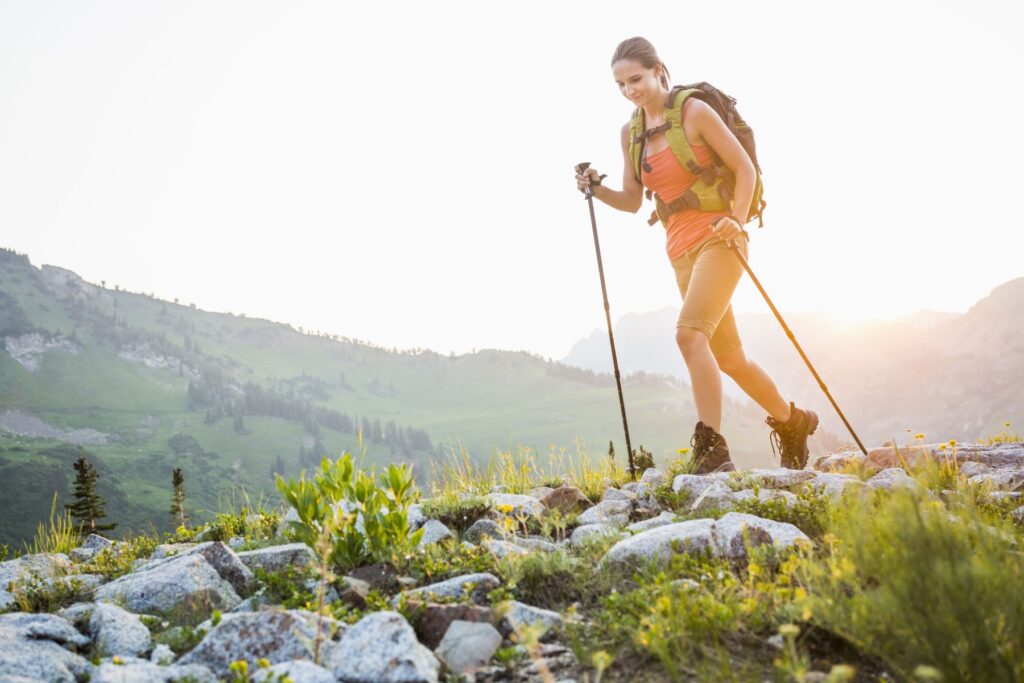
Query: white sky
[{"left": 2, "top": 0, "right": 1022, "bottom": 360}]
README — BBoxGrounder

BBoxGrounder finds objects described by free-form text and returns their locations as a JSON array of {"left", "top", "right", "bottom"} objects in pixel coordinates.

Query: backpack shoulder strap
[
  {"left": 626, "top": 107, "right": 645, "bottom": 182},
  {"left": 663, "top": 87, "right": 704, "bottom": 177}
]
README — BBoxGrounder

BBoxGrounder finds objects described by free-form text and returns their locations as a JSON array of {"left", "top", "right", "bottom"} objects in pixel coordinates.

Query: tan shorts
[{"left": 670, "top": 232, "right": 749, "bottom": 359}]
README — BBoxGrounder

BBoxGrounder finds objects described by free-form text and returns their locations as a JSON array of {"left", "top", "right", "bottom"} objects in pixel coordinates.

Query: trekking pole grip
[{"left": 575, "top": 161, "right": 606, "bottom": 200}]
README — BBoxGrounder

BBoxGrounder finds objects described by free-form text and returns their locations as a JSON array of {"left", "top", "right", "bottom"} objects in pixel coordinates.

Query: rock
[
  {"left": 743, "top": 468, "right": 817, "bottom": 489},
  {"left": 337, "top": 576, "right": 371, "bottom": 609},
  {"left": 89, "top": 660, "right": 218, "bottom": 683},
  {"left": 802, "top": 473, "right": 862, "bottom": 500},
  {"left": 463, "top": 519, "right": 505, "bottom": 544},
  {"left": 671, "top": 473, "right": 728, "bottom": 498},
  {"left": 392, "top": 573, "right": 501, "bottom": 607},
  {"left": 347, "top": 562, "right": 402, "bottom": 593},
  {"left": 56, "top": 602, "right": 95, "bottom": 630},
  {"left": 482, "top": 539, "right": 530, "bottom": 559},
  {"left": 150, "top": 643, "right": 175, "bottom": 665},
  {"left": 147, "top": 543, "right": 197, "bottom": 560},
  {"left": 302, "top": 579, "right": 339, "bottom": 605},
  {"left": 689, "top": 481, "right": 736, "bottom": 513},
  {"left": 324, "top": 611, "right": 440, "bottom": 683},
  {"left": 0, "top": 613, "right": 90, "bottom": 647},
  {"left": 732, "top": 488, "right": 798, "bottom": 508},
  {"left": 69, "top": 534, "right": 114, "bottom": 563},
  {"left": 712, "top": 512, "right": 810, "bottom": 559},
  {"left": 90, "top": 603, "right": 151, "bottom": 658},
  {"left": 527, "top": 486, "right": 555, "bottom": 500},
  {"left": 957, "top": 461, "right": 994, "bottom": 478},
  {"left": 569, "top": 524, "right": 621, "bottom": 546},
  {"left": 435, "top": 620, "right": 502, "bottom": 675},
  {"left": 600, "top": 487, "right": 635, "bottom": 502},
  {"left": 487, "top": 494, "right": 545, "bottom": 518},
  {"left": 177, "top": 608, "right": 342, "bottom": 677},
  {"left": 407, "top": 504, "right": 427, "bottom": 531},
  {"left": 576, "top": 499, "right": 631, "bottom": 527},
  {"left": 407, "top": 601, "right": 494, "bottom": 650},
  {"left": 627, "top": 511, "right": 677, "bottom": 533},
  {"left": 812, "top": 451, "right": 865, "bottom": 472},
  {"left": 41, "top": 573, "right": 105, "bottom": 602},
  {"left": 1013, "top": 506, "right": 1024, "bottom": 524},
  {"left": 601, "top": 519, "right": 717, "bottom": 569},
  {"left": 498, "top": 601, "right": 563, "bottom": 638},
  {"left": 640, "top": 468, "right": 667, "bottom": 486},
  {"left": 0, "top": 616, "right": 91, "bottom": 683},
  {"left": 0, "top": 553, "right": 71, "bottom": 608},
  {"left": 602, "top": 513, "right": 810, "bottom": 567},
  {"left": 982, "top": 490, "right": 1022, "bottom": 504},
  {"left": 632, "top": 494, "right": 664, "bottom": 520},
  {"left": 95, "top": 553, "right": 241, "bottom": 617},
  {"left": 136, "top": 542, "right": 254, "bottom": 597},
  {"left": 539, "top": 486, "right": 593, "bottom": 514},
  {"left": 621, "top": 481, "right": 653, "bottom": 496},
  {"left": 253, "top": 661, "right": 335, "bottom": 683},
  {"left": 865, "top": 467, "right": 920, "bottom": 492},
  {"left": 489, "top": 484, "right": 508, "bottom": 494},
  {"left": 418, "top": 520, "right": 454, "bottom": 547},
  {"left": 515, "top": 536, "right": 559, "bottom": 552},
  {"left": 969, "top": 470, "right": 1024, "bottom": 491},
  {"left": 237, "top": 543, "right": 316, "bottom": 575}
]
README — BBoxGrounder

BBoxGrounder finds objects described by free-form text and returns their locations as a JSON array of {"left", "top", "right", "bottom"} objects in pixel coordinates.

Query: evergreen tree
[
  {"left": 170, "top": 467, "right": 188, "bottom": 528},
  {"left": 608, "top": 440, "right": 615, "bottom": 459},
  {"left": 65, "top": 455, "right": 115, "bottom": 533}
]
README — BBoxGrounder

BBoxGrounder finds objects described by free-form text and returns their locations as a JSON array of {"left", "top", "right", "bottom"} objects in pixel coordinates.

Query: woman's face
[{"left": 612, "top": 58, "right": 661, "bottom": 107}]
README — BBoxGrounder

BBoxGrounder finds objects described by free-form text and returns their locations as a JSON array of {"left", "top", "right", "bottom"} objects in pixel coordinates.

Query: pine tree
[
  {"left": 65, "top": 455, "right": 115, "bottom": 533},
  {"left": 170, "top": 467, "right": 188, "bottom": 528},
  {"left": 607, "top": 440, "right": 616, "bottom": 459}
]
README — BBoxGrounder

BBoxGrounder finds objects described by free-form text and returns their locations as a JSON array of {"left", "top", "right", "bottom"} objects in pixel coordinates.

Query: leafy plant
[
  {"left": 796, "top": 487, "right": 1024, "bottom": 682},
  {"left": 276, "top": 452, "right": 423, "bottom": 570}
]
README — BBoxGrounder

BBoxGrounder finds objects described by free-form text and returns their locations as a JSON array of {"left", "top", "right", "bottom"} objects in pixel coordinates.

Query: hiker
[{"left": 574, "top": 36, "right": 818, "bottom": 473}]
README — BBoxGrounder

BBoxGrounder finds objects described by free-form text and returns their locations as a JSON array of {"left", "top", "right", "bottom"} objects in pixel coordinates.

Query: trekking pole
[
  {"left": 728, "top": 240, "right": 868, "bottom": 456},
  {"left": 575, "top": 162, "right": 636, "bottom": 478}
]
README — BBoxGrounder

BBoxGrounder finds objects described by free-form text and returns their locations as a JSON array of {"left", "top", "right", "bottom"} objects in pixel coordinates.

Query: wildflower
[
  {"left": 778, "top": 623, "right": 800, "bottom": 638},
  {"left": 912, "top": 665, "right": 943, "bottom": 681},
  {"left": 948, "top": 439, "right": 957, "bottom": 446},
  {"left": 914, "top": 433, "right": 925, "bottom": 440},
  {"left": 1005, "top": 421, "right": 1012, "bottom": 428},
  {"left": 112, "top": 655, "right": 124, "bottom": 665},
  {"left": 257, "top": 658, "right": 271, "bottom": 668}
]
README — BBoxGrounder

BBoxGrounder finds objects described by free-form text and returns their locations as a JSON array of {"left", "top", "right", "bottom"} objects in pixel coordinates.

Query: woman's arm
[
  {"left": 574, "top": 124, "right": 644, "bottom": 213},
  {"left": 689, "top": 99, "right": 756, "bottom": 233}
]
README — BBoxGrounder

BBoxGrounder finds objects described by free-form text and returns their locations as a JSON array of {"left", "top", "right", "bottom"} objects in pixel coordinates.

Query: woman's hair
[{"left": 611, "top": 36, "right": 670, "bottom": 89}]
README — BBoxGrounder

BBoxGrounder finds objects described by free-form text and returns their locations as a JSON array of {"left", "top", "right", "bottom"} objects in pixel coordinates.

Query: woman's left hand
[{"left": 711, "top": 216, "right": 746, "bottom": 246}]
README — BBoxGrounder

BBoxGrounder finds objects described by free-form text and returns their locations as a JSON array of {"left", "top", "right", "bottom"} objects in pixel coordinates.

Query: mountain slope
[{"left": 0, "top": 248, "right": 795, "bottom": 547}]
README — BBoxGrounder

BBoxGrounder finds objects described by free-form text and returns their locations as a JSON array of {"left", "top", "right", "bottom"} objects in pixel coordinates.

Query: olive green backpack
[{"left": 629, "top": 82, "right": 766, "bottom": 229}]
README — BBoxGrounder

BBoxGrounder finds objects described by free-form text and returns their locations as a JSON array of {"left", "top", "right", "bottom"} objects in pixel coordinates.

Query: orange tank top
[{"left": 639, "top": 101, "right": 730, "bottom": 261}]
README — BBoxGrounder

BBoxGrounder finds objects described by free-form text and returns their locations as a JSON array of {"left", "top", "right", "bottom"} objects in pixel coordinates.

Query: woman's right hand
[{"left": 575, "top": 165, "right": 602, "bottom": 194}]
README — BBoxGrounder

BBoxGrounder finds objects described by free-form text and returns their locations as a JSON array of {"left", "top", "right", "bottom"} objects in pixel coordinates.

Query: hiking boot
[
  {"left": 766, "top": 401, "right": 819, "bottom": 470},
  {"left": 690, "top": 422, "right": 736, "bottom": 475}
]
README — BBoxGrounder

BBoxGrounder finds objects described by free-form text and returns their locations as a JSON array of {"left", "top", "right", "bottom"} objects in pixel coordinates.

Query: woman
[{"left": 575, "top": 36, "right": 818, "bottom": 473}]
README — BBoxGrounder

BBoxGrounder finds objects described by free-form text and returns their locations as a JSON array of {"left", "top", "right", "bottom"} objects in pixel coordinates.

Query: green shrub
[
  {"left": 276, "top": 453, "right": 423, "bottom": 570},
  {"left": 399, "top": 538, "right": 499, "bottom": 584},
  {"left": 732, "top": 489, "right": 834, "bottom": 542},
  {"left": 797, "top": 487, "right": 1024, "bottom": 682}
]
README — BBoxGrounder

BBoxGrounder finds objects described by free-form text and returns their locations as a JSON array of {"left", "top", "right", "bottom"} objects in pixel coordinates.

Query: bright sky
[{"left": 2, "top": 1, "right": 1022, "bottom": 360}]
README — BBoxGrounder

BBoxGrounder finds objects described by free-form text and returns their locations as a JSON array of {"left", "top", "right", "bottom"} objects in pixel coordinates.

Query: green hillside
[{"left": 0, "top": 247, "right": 787, "bottom": 548}]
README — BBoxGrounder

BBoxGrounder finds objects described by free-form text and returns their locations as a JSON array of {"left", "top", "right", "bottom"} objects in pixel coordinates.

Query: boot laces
[{"left": 768, "top": 419, "right": 800, "bottom": 464}]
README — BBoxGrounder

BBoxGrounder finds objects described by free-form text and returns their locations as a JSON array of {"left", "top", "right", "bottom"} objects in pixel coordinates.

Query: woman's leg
[
  {"left": 674, "top": 234, "right": 749, "bottom": 433},
  {"left": 715, "top": 345, "right": 791, "bottom": 423},
  {"left": 676, "top": 328, "right": 723, "bottom": 431}
]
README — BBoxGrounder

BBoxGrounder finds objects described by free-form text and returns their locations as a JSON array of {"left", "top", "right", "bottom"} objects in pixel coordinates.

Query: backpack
[{"left": 627, "top": 82, "right": 766, "bottom": 229}]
